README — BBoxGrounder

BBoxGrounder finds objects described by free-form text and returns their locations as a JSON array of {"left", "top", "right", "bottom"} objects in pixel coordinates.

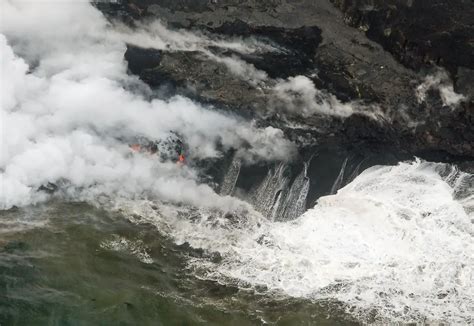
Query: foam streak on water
[
  {"left": 121, "top": 160, "right": 474, "bottom": 324},
  {"left": 330, "top": 157, "right": 348, "bottom": 194},
  {"left": 219, "top": 157, "right": 242, "bottom": 196},
  {"left": 251, "top": 163, "right": 290, "bottom": 219},
  {"left": 278, "top": 162, "right": 310, "bottom": 221}
]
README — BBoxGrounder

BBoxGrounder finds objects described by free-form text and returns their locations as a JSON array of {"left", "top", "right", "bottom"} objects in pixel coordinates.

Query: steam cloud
[
  {"left": 111, "top": 17, "right": 360, "bottom": 118},
  {"left": 0, "top": 0, "right": 296, "bottom": 210},
  {"left": 272, "top": 75, "right": 354, "bottom": 117},
  {"left": 416, "top": 70, "right": 466, "bottom": 107}
]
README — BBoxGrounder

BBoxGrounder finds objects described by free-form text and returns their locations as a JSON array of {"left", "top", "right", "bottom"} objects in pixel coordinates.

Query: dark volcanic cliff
[
  {"left": 97, "top": 0, "right": 473, "bottom": 158},
  {"left": 331, "top": 0, "right": 473, "bottom": 78}
]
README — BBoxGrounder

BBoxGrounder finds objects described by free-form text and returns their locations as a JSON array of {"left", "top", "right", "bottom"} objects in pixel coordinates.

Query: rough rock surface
[
  {"left": 330, "top": 0, "right": 473, "bottom": 75},
  {"left": 97, "top": 0, "right": 473, "bottom": 157}
]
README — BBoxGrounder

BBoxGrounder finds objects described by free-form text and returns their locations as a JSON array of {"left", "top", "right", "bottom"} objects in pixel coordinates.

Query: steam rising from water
[
  {"left": 0, "top": 0, "right": 295, "bottom": 209},
  {"left": 122, "top": 160, "right": 474, "bottom": 324},
  {"left": 1, "top": 1, "right": 473, "bottom": 324}
]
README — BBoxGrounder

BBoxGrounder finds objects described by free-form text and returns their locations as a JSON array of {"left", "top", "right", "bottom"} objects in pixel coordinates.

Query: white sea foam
[
  {"left": 122, "top": 160, "right": 474, "bottom": 324},
  {"left": 100, "top": 235, "right": 154, "bottom": 264},
  {"left": 2, "top": 1, "right": 472, "bottom": 323}
]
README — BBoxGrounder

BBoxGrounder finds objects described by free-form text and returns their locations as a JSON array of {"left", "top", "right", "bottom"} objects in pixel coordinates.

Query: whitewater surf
[
  {"left": 116, "top": 160, "right": 473, "bottom": 324},
  {"left": 1, "top": 0, "right": 473, "bottom": 325}
]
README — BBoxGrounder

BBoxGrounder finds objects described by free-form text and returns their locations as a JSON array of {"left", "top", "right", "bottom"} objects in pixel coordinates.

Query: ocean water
[
  {"left": 1, "top": 2, "right": 472, "bottom": 324},
  {"left": 0, "top": 202, "right": 356, "bottom": 326},
  {"left": 1, "top": 160, "right": 472, "bottom": 325}
]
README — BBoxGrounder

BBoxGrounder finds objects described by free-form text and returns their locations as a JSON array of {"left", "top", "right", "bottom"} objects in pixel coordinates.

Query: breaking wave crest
[{"left": 119, "top": 160, "right": 474, "bottom": 324}]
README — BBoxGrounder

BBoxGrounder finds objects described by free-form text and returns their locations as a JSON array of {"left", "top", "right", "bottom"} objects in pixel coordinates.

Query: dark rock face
[
  {"left": 124, "top": 46, "right": 162, "bottom": 75},
  {"left": 330, "top": 0, "right": 474, "bottom": 76},
  {"left": 97, "top": 0, "right": 473, "bottom": 158},
  {"left": 210, "top": 22, "right": 323, "bottom": 79},
  {"left": 329, "top": 0, "right": 474, "bottom": 156}
]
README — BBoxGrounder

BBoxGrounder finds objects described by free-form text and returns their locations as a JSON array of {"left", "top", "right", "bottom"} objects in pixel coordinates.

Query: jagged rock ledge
[{"left": 96, "top": 0, "right": 473, "bottom": 158}]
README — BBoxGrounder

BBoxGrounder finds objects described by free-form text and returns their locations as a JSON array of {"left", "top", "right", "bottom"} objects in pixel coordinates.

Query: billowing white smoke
[
  {"left": 0, "top": 0, "right": 296, "bottom": 210},
  {"left": 122, "top": 160, "right": 474, "bottom": 324},
  {"left": 112, "top": 17, "right": 360, "bottom": 118},
  {"left": 273, "top": 75, "right": 354, "bottom": 117},
  {"left": 416, "top": 70, "right": 466, "bottom": 107},
  {"left": 117, "top": 19, "right": 277, "bottom": 55}
]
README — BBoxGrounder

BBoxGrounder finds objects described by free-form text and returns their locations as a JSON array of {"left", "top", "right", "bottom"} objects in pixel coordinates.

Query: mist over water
[
  {"left": 1, "top": 1, "right": 473, "bottom": 325},
  {"left": 121, "top": 160, "right": 474, "bottom": 324},
  {"left": 0, "top": 0, "right": 295, "bottom": 210}
]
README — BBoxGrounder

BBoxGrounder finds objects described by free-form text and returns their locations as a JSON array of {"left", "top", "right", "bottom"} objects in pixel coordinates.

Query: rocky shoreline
[{"left": 96, "top": 0, "right": 473, "bottom": 158}]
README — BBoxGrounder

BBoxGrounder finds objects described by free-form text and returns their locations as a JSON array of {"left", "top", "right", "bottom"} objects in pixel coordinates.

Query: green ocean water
[{"left": 0, "top": 202, "right": 357, "bottom": 326}]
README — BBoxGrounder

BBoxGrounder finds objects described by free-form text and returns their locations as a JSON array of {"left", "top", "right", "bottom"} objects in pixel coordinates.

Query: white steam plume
[
  {"left": 272, "top": 75, "right": 354, "bottom": 117},
  {"left": 0, "top": 0, "right": 296, "bottom": 210},
  {"left": 109, "top": 18, "right": 363, "bottom": 118},
  {"left": 116, "top": 20, "right": 277, "bottom": 55},
  {"left": 416, "top": 70, "right": 466, "bottom": 107}
]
